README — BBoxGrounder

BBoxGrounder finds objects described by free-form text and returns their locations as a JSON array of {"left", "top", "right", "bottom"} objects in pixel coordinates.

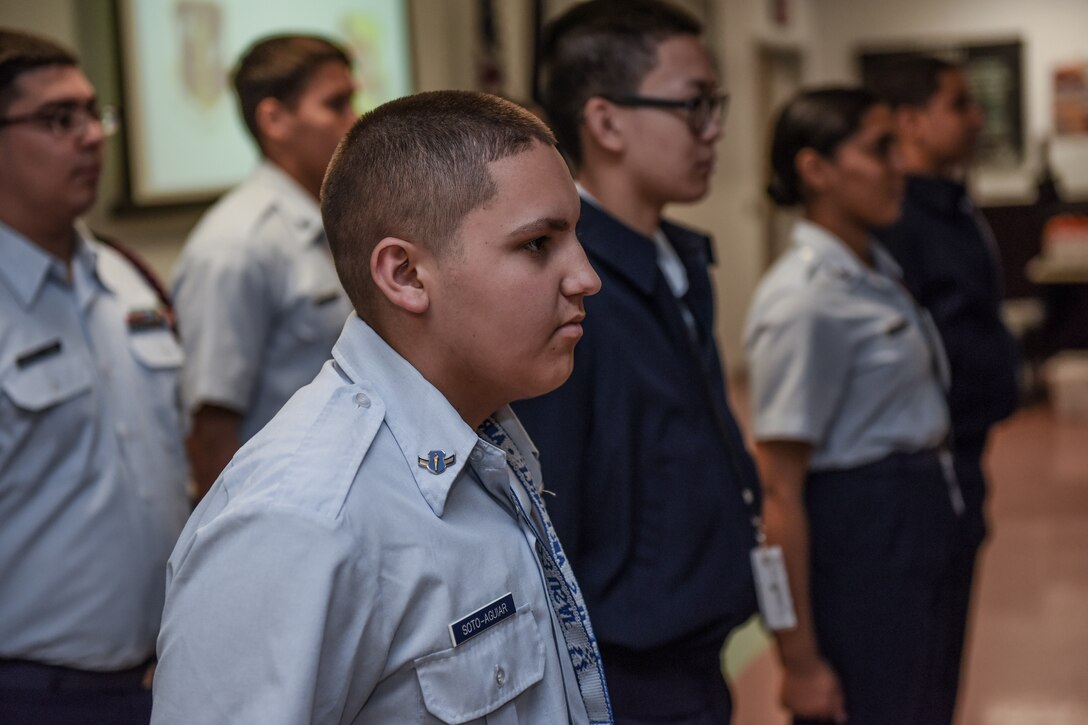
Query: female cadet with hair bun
[{"left": 744, "top": 87, "right": 960, "bottom": 725}]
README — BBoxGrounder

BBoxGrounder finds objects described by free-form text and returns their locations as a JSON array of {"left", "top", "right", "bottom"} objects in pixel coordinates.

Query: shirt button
[
  {"left": 354, "top": 392, "right": 370, "bottom": 408},
  {"left": 495, "top": 665, "right": 506, "bottom": 688},
  {"left": 469, "top": 449, "right": 483, "bottom": 463}
]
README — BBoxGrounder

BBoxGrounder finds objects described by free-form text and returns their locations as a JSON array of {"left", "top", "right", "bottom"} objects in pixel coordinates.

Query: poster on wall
[
  {"left": 118, "top": 0, "right": 413, "bottom": 207},
  {"left": 1054, "top": 63, "right": 1088, "bottom": 135},
  {"left": 858, "top": 40, "right": 1024, "bottom": 169}
]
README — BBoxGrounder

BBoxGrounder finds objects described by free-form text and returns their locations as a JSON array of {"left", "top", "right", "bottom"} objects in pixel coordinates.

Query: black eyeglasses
[
  {"left": 604, "top": 93, "right": 729, "bottom": 135},
  {"left": 0, "top": 102, "right": 118, "bottom": 139}
]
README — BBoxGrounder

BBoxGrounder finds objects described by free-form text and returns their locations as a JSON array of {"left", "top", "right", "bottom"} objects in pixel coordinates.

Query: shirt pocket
[
  {"left": 126, "top": 329, "right": 186, "bottom": 454},
  {"left": 0, "top": 346, "right": 94, "bottom": 488},
  {"left": 127, "top": 329, "right": 184, "bottom": 422},
  {"left": 1, "top": 345, "right": 93, "bottom": 412},
  {"left": 128, "top": 328, "right": 184, "bottom": 370},
  {"left": 414, "top": 608, "right": 546, "bottom": 724}
]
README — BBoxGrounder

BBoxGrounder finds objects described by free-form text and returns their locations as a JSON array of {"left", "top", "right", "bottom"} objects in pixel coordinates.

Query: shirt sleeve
[
  {"left": 173, "top": 242, "right": 276, "bottom": 415},
  {"left": 151, "top": 503, "right": 380, "bottom": 725},
  {"left": 746, "top": 296, "right": 852, "bottom": 445}
]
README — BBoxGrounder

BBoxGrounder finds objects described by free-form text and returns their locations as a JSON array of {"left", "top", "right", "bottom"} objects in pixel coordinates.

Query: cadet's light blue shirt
[
  {"left": 745, "top": 220, "right": 950, "bottom": 471},
  {"left": 0, "top": 221, "right": 189, "bottom": 670},
  {"left": 153, "top": 315, "right": 591, "bottom": 724},
  {"left": 173, "top": 161, "right": 352, "bottom": 441}
]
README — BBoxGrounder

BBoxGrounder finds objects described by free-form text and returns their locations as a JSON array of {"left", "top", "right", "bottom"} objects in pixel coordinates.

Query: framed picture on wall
[
  {"left": 858, "top": 40, "right": 1024, "bottom": 169},
  {"left": 116, "top": 0, "right": 414, "bottom": 208}
]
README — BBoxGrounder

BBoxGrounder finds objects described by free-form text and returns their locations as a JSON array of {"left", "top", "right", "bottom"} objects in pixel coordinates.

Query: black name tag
[
  {"left": 448, "top": 593, "right": 516, "bottom": 647},
  {"left": 16, "top": 339, "right": 62, "bottom": 369}
]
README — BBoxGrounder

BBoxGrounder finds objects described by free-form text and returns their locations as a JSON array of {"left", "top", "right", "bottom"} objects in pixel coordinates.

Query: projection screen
[{"left": 118, "top": 0, "right": 413, "bottom": 206}]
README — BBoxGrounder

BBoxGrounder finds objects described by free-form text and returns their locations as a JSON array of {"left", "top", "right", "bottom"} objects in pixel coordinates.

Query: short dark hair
[
  {"left": 867, "top": 55, "right": 961, "bottom": 110},
  {"left": 767, "top": 87, "right": 882, "bottom": 207},
  {"left": 321, "top": 90, "right": 557, "bottom": 319},
  {"left": 0, "top": 29, "right": 78, "bottom": 114},
  {"left": 232, "top": 34, "right": 350, "bottom": 147},
  {"left": 539, "top": 0, "right": 702, "bottom": 170}
]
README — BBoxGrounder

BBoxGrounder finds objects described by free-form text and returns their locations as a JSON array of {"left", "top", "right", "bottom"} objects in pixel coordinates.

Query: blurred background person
[
  {"left": 746, "top": 87, "right": 960, "bottom": 724},
  {"left": 0, "top": 28, "right": 188, "bottom": 724},
  {"left": 513, "top": 2, "right": 760, "bottom": 722},
  {"left": 172, "top": 34, "right": 356, "bottom": 499},
  {"left": 872, "top": 56, "right": 1021, "bottom": 725}
]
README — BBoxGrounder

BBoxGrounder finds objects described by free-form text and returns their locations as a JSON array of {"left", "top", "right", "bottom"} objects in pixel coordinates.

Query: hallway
[{"left": 731, "top": 405, "right": 1088, "bottom": 724}]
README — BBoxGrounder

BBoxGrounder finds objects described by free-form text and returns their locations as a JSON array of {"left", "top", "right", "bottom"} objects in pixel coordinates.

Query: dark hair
[
  {"left": 539, "top": 0, "right": 702, "bottom": 170},
  {"left": 0, "top": 29, "right": 78, "bottom": 114},
  {"left": 867, "top": 55, "right": 961, "bottom": 110},
  {"left": 767, "top": 87, "right": 882, "bottom": 207},
  {"left": 232, "top": 34, "right": 350, "bottom": 147},
  {"left": 321, "top": 90, "right": 557, "bottom": 319}
]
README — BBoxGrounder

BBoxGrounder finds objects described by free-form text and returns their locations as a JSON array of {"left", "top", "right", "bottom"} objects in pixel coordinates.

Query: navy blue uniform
[
  {"left": 876, "top": 174, "right": 1020, "bottom": 724},
  {"left": 513, "top": 199, "right": 758, "bottom": 724}
]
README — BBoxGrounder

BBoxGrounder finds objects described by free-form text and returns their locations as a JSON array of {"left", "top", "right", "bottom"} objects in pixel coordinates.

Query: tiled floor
[{"left": 730, "top": 405, "right": 1088, "bottom": 724}]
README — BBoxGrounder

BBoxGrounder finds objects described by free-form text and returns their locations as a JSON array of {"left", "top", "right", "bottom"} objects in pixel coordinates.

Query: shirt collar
[
  {"left": 0, "top": 220, "right": 105, "bottom": 307},
  {"left": 905, "top": 174, "right": 968, "bottom": 217},
  {"left": 250, "top": 160, "right": 325, "bottom": 246},
  {"left": 576, "top": 194, "right": 714, "bottom": 296},
  {"left": 791, "top": 218, "right": 903, "bottom": 287},
  {"left": 331, "top": 315, "right": 506, "bottom": 517}
]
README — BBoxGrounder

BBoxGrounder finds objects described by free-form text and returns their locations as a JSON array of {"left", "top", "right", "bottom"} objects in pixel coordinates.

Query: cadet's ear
[
  {"left": 795, "top": 147, "right": 831, "bottom": 195},
  {"left": 582, "top": 97, "right": 626, "bottom": 154},
  {"left": 254, "top": 97, "right": 290, "bottom": 147},
  {"left": 370, "top": 237, "right": 431, "bottom": 314}
]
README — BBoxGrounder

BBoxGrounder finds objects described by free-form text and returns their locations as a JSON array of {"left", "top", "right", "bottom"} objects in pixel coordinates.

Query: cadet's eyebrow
[{"left": 507, "top": 217, "right": 571, "bottom": 239}]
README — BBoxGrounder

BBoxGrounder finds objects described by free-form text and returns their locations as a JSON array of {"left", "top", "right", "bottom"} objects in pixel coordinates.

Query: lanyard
[{"left": 477, "top": 418, "right": 613, "bottom": 725}]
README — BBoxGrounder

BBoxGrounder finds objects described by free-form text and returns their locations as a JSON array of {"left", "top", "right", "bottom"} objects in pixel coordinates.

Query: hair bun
[{"left": 766, "top": 175, "right": 801, "bottom": 207}]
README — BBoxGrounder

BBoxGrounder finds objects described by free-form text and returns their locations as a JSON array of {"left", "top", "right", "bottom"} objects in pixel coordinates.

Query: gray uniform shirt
[
  {"left": 0, "top": 221, "right": 189, "bottom": 670},
  {"left": 745, "top": 220, "right": 950, "bottom": 471},
  {"left": 152, "top": 315, "right": 592, "bottom": 724},
  {"left": 173, "top": 161, "right": 352, "bottom": 440}
]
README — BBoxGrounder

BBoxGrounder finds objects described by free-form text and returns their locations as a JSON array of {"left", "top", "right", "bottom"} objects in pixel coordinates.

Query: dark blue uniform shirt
[
  {"left": 513, "top": 199, "right": 758, "bottom": 655},
  {"left": 877, "top": 175, "right": 1019, "bottom": 445}
]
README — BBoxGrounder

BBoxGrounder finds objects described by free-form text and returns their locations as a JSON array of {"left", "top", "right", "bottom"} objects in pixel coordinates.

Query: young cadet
[
  {"left": 873, "top": 56, "right": 1020, "bottom": 724},
  {"left": 0, "top": 29, "right": 188, "bottom": 724},
  {"left": 173, "top": 35, "right": 357, "bottom": 498},
  {"left": 747, "top": 87, "right": 956, "bottom": 725},
  {"left": 510, "top": 2, "right": 760, "bottom": 722},
  {"left": 151, "top": 91, "right": 612, "bottom": 724}
]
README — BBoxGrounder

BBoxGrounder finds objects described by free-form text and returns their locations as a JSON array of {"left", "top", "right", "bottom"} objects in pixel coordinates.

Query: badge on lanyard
[{"left": 751, "top": 545, "right": 797, "bottom": 631}]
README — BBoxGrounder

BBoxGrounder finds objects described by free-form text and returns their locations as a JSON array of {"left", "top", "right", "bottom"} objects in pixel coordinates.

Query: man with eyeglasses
[
  {"left": 0, "top": 29, "right": 189, "bottom": 725},
  {"left": 511, "top": 2, "right": 758, "bottom": 722}
]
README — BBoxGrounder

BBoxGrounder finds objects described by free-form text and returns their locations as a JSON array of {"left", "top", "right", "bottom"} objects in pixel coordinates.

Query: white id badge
[{"left": 751, "top": 545, "right": 797, "bottom": 631}]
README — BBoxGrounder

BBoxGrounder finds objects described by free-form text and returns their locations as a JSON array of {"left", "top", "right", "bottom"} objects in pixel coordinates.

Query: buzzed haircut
[
  {"left": 232, "top": 34, "right": 350, "bottom": 147},
  {"left": 539, "top": 0, "right": 702, "bottom": 170},
  {"left": 0, "top": 29, "right": 77, "bottom": 114},
  {"left": 321, "top": 90, "right": 557, "bottom": 319},
  {"left": 867, "top": 55, "right": 961, "bottom": 110}
]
